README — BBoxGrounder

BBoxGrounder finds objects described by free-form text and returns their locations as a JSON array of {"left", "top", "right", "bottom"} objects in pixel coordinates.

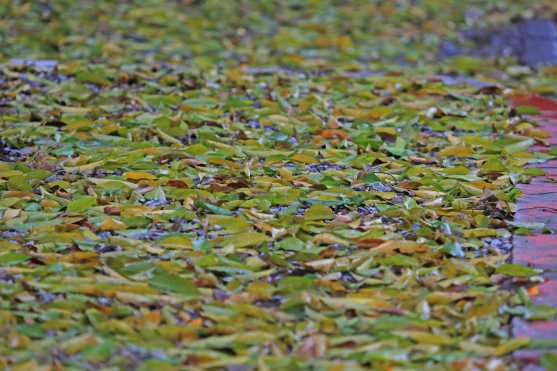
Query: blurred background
[{"left": 1, "top": 1, "right": 556, "bottom": 68}]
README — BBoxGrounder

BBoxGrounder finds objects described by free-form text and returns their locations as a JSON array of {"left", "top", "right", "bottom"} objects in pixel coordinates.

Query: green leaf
[
  {"left": 17, "top": 324, "right": 45, "bottom": 338},
  {"left": 196, "top": 200, "right": 234, "bottom": 216},
  {"left": 277, "top": 276, "right": 314, "bottom": 293},
  {"left": 362, "top": 173, "right": 380, "bottom": 184},
  {"left": 384, "top": 137, "right": 407, "bottom": 156},
  {"left": 304, "top": 204, "right": 334, "bottom": 221},
  {"left": 494, "top": 337, "right": 530, "bottom": 356},
  {"left": 8, "top": 176, "right": 32, "bottom": 191},
  {"left": 0, "top": 252, "right": 29, "bottom": 266},
  {"left": 220, "top": 232, "right": 268, "bottom": 248},
  {"left": 446, "top": 55, "right": 483, "bottom": 74},
  {"left": 76, "top": 67, "right": 111, "bottom": 86},
  {"left": 504, "top": 138, "right": 534, "bottom": 154},
  {"left": 541, "top": 352, "right": 557, "bottom": 370},
  {"left": 149, "top": 268, "right": 199, "bottom": 296},
  {"left": 276, "top": 237, "right": 307, "bottom": 251},
  {"left": 496, "top": 263, "right": 539, "bottom": 277},
  {"left": 440, "top": 242, "right": 465, "bottom": 258},
  {"left": 525, "top": 304, "right": 557, "bottom": 320},
  {"left": 81, "top": 340, "right": 116, "bottom": 362},
  {"left": 138, "top": 359, "right": 178, "bottom": 371},
  {"left": 516, "top": 105, "right": 540, "bottom": 115},
  {"left": 67, "top": 196, "right": 97, "bottom": 213},
  {"left": 357, "top": 349, "right": 408, "bottom": 363}
]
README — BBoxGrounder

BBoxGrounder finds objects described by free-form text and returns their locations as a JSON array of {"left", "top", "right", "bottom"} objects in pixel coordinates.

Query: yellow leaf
[
  {"left": 466, "top": 299, "right": 501, "bottom": 319},
  {"left": 313, "top": 233, "right": 349, "bottom": 245},
  {"left": 89, "top": 177, "right": 138, "bottom": 189},
  {"left": 279, "top": 167, "right": 293, "bottom": 182},
  {"left": 121, "top": 205, "right": 152, "bottom": 217},
  {"left": 337, "top": 35, "right": 353, "bottom": 51},
  {"left": 414, "top": 190, "right": 445, "bottom": 200},
  {"left": 102, "top": 41, "right": 122, "bottom": 56},
  {"left": 142, "top": 147, "right": 162, "bottom": 155},
  {"left": 220, "top": 232, "right": 268, "bottom": 248},
  {"left": 438, "top": 145, "right": 473, "bottom": 158},
  {"left": 494, "top": 337, "right": 530, "bottom": 356},
  {"left": 463, "top": 228, "right": 498, "bottom": 238},
  {"left": 207, "top": 215, "right": 250, "bottom": 233},
  {"left": 66, "top": 251, "right": 99, "bottom": 264},
  {"left": 100, "top": 218, "right": 127, "bottom": 231},
  {"left": 394, "top": 331, "right": 454, "bottom": 346},
  {"left": 12, "top": 361, "right": 40, "bottom": 371},
  {"left": 290, "top": 153, "right": 318, "bottom": 164},
  {"left": 158, "top": 235, "right": 193, "bottom": 249},
  {"left": 40, "top": 199, "right": 60, "bottom": 210},
  {"left": 342, "top": 106, "right": 391, "bottom": 121},
  {"left": 524, "top": 127, "right": 550, "bottom": 139},
  {"left": 372, "top": 240, "right": 429, "bottom": 255},
  {"left": 427, "top": 292, "right": 477, "bottom": 305},
  {"left": 124, "top": 171, "right": 157, "bottom": 181},
  {"left": 40, "top": 231, "right": 86, "bottom": 243},
  {"left": 61, "top": 334, "right": 98, "bottom": 355},
  {"left": 321, "top": 297, "right": 394, "bottom": 311}
]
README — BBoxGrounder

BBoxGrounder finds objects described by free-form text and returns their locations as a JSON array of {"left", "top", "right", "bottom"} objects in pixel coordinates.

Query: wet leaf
[
  {"left": 149, "top": 268, "right": 199, "bottom": 297},
  {"left": 494, "top": 337, "right": 530, "bottom": 356},
  {"left": 220, "top": 232, "right": 268, "bottom": 248},
  {"left": 1, "top": 1, "right": 554, "bottom": 368},
  {"left": 0, "top": 252, "right": 29, "bottom": 266},
  {"left": 304, "top": 204, "right": 334, "bottom": 221},
  {"left": 541, "top": 352, "right": 557, "bottom": 370},
  {"left": 496, "top": 263, "right": 539, "bottom": 277},
  {"left": 66, "top": 196, "right": 97, "bottom": 213}
]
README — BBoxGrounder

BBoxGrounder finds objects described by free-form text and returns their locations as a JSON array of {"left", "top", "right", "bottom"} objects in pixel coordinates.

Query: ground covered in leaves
[{"left": 2, "top": 1, "right": 557, "bottom": 370}]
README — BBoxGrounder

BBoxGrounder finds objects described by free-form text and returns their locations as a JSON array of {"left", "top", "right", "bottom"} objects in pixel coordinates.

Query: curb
[{"left": 510, "top": 95, "right": 557, "bottom": 369}]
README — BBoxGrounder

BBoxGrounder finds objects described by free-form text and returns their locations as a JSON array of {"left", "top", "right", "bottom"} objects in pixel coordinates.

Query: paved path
[{"left": 510, "top": 95, "right": 557, "bottom": 369}]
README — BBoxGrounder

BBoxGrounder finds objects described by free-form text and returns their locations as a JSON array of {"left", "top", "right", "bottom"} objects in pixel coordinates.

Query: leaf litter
[{"left": 1, "top": 1, "right": 557, "bottom": 370}]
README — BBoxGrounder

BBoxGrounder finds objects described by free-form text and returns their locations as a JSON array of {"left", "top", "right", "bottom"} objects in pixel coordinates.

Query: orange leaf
[
  {"left": 354, "top": 237, "right": 385, "bottom": 248},
  {"left": 320, "top": 129, "right": 349, "bottom": 140},
  {"left": 527, "top": 285, "right": 539, "bottom": 297},
  {"left": 66, "top": 251, "right": 99, "bottom": 264},
  {"left": 144, "top": 310, "right": 161, "bottom": 326}
]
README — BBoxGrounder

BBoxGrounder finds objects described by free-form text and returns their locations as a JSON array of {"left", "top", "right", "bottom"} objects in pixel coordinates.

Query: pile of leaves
[{"left": 1, "top": 1, "right": 557, "bottom": 369}]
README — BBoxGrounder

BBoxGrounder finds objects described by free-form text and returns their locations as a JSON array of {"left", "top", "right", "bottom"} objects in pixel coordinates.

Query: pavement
[
  {"left": 510, "top": 95, "right": 557, "bottom": 369},
  {"left": 439, "top": 18, "right": 557, "bottom": 67}
]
